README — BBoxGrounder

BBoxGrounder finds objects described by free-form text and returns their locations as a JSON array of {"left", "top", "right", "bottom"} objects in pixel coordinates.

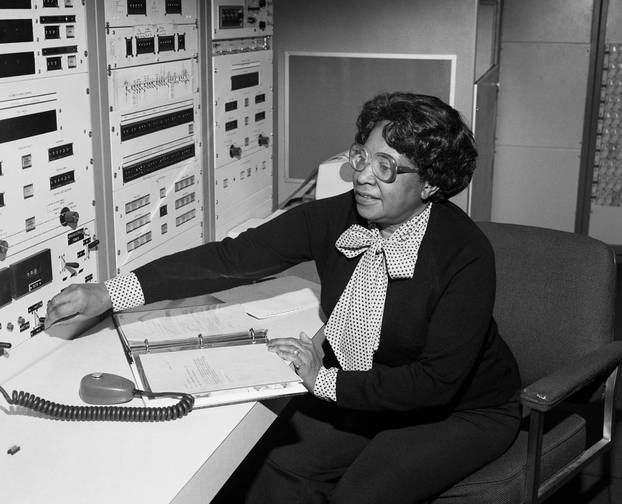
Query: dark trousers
[{"left": 239, "top": 395, "right": 521, "bottom": 504}]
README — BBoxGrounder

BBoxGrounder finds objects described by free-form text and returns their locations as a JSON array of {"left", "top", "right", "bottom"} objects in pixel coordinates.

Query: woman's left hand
[{"left": 267, "top": 332, "right": 323, "bottom": 392}]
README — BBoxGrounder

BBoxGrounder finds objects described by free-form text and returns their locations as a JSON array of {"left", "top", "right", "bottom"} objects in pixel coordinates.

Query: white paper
[
  {"left": 138, "top": 343, "right": 301, "bottom": 394},
  {"left": 243, "top": 288, "right": 319, "bottom": 319},
  {"left": 117, "top": 304, "right": 254, "bottom": 345},
  {"left": 214, "top": 276, "right": 320, "bottom": 305},
  {"left": 262, "top": 308, "right": 324, "bottom": 340}
]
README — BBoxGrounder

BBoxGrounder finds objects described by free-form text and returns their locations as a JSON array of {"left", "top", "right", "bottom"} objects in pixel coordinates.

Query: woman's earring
[{"left": 422, "top": 184, "right": 439, "bottom": 200}]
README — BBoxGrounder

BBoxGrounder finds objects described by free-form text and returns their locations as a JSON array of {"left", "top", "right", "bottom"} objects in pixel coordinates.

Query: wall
[
  {"left": 492, "top": 0, "right": 593, "bottom": 231},
  {"left": 286, "top": 55, "right": 453, "bottom": 180},
  {"left": 273, "top": 0, "right": 479, "bottom": 210},
  {"left": 607, "top": 0, "right": 622, "bottom": 39}
]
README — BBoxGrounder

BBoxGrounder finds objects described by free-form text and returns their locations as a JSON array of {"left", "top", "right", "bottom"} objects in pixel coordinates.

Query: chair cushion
[{"left": 433, "top": 413, "right": 586, "bottom": 504}]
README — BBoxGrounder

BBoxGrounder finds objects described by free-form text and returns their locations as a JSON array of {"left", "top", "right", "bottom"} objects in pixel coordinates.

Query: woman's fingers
[
  {"left": 44, "top": 283, "right": 112, "bottom": 329},
  {"left": 268, "top": 342, "right": 304, "bottom": 362},
  {"left": 267, "top": 337, "right": 305, "bottom": 370},
  {"left": 45, "top": 288, "right": 83, "bottom": 328},
  {"left": 268, "top": 333, "right": 312, "bottom": 352},
  {"left": 267, "top": 333, "right": 323, "bottom": 391}
]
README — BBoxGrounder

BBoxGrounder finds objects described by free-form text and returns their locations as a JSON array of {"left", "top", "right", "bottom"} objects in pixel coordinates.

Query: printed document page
[{"left": 138, "top": 343, "right": 301, "bottom": 394}]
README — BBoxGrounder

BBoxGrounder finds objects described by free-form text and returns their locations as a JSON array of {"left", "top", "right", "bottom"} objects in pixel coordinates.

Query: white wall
[{"left": 492, "top": 0, "right": 593, "bottom": 231}]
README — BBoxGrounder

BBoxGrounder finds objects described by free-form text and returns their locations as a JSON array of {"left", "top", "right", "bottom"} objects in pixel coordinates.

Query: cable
[{"left": 0, "top": 385, "right": 194, "bottom": 422}]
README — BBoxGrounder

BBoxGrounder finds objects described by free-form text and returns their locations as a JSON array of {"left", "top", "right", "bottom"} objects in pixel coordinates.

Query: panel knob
[
  {"left": 60, "top": 207, "right": 80, "bottom": 229},
  {"left": 229, "top": 145, "right": 242, "bottom": 159}
]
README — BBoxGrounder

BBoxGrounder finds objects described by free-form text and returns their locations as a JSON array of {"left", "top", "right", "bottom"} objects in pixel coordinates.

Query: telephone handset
[
  {"left": 79, "top": 372, "right": 138, "bottom": 404},
  {"left": 0, "top": 372, "right": 194, "bottom": 421}
]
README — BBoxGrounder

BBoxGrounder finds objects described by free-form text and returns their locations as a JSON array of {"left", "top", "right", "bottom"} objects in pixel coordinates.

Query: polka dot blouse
[
  {"left": 315, "top": 204, "right": 432, "bottom": 402},
  {"left": 105, "top": 272, "right": 145, "bottom": 312}
]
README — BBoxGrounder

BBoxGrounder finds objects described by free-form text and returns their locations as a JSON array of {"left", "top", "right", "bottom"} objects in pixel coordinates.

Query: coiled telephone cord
[{"left": 0, "top": 386, "right": 195, "bottom": 422}]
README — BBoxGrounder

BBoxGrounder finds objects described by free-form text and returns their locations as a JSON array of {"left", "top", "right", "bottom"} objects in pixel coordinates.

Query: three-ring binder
[
  {"left": 132, "top": 328, "right": 269, "bottom": 354},
  {"left": 110, "top": 276, "right": 322, "bottom": 408}
]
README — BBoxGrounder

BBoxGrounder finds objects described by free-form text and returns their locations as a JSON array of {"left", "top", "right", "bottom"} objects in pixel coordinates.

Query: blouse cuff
[
  {"left": 104, "top": 272, "right": 146, "bottom": 312},
  {"left": 313, "top": 366, "right": 338, "bottom": 401}
]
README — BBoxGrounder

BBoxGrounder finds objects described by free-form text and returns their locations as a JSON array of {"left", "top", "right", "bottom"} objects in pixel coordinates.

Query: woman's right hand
[{"left": 45, "top": 283, "right": 113, "bottom": 329}]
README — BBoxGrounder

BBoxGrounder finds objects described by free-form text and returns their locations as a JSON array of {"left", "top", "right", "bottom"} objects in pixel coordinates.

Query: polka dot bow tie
[
  {"left": 335, "top": 225, "right": 418, "bottom": 279},
  {"left": 325, "top": 205, "right": 431, "bottom": 371}
]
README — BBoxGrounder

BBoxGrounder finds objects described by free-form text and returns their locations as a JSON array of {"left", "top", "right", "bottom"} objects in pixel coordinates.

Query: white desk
[{"left": 0, "top": 277, "right": 320, "bottom": 504}]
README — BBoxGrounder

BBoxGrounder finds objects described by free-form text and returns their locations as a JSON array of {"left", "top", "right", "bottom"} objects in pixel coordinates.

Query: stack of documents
[{"left": 114, "top": 277, "right": 324, "bottom": 408}]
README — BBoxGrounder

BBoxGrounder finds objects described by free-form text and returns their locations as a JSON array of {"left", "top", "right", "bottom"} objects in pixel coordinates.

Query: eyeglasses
[{"left": 348, "top": 143, "right": 418, "bottom": 183}]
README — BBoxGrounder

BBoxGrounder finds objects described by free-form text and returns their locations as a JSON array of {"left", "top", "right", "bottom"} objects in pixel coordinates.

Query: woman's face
[{"left": 353, "top": 122, "right": 435, "bottom": 233}]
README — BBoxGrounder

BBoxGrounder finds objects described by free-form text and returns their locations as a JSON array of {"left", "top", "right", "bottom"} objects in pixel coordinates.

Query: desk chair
[{"left": 434, "top": 222, "right": 621, "bottom": 504}]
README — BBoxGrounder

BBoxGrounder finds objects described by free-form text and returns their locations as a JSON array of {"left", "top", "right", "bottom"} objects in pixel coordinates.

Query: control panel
[
  {"left": 211, "top": 0, "right": 273, "bottom": 40},
  {"left": 104, "top": 0, "right": 203, "bottom": 273},
  {"left": 0, "top": 1, "right": 88, "bottom": 80},
  {"left": 0, "top": 0, "right": 98, "bottom": 350},
  {"left": 211, "top": 3, "right": 274, "bottom": 239}
]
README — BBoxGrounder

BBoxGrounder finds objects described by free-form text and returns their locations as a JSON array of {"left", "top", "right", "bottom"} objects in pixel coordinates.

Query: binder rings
[{"left": 113, "top": 276, "right": 324, "bottom": 408}]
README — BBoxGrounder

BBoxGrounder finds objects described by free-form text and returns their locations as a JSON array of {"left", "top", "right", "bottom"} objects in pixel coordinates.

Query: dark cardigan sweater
[{"left": 135, "top": 191, "right": 520, "bottom": 414}]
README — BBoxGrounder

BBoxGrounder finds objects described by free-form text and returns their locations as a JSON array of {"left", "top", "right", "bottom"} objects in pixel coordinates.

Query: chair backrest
[{"left": 477, "top": 222, "right": 617, "bottom": 387}]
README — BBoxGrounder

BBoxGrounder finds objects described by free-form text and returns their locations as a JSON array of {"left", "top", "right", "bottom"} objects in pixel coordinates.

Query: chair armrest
[{"left": 520, "top": 341, "right": 622, "bottom": 412}]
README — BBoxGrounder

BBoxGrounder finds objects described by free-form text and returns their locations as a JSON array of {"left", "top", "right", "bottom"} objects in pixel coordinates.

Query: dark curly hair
[{"left": 354, "top": 92, "right": 477, "bottom": 202}]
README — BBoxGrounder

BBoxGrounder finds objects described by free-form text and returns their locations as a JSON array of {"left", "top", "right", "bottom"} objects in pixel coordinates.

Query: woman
[{"left": 46, "top": 92, "right": 521, "bottom": 503}]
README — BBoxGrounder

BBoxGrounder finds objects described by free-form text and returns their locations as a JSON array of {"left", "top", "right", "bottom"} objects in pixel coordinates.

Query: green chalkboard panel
[{"left": 287, "top": 53, "right": 453, "bottom": 180}]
